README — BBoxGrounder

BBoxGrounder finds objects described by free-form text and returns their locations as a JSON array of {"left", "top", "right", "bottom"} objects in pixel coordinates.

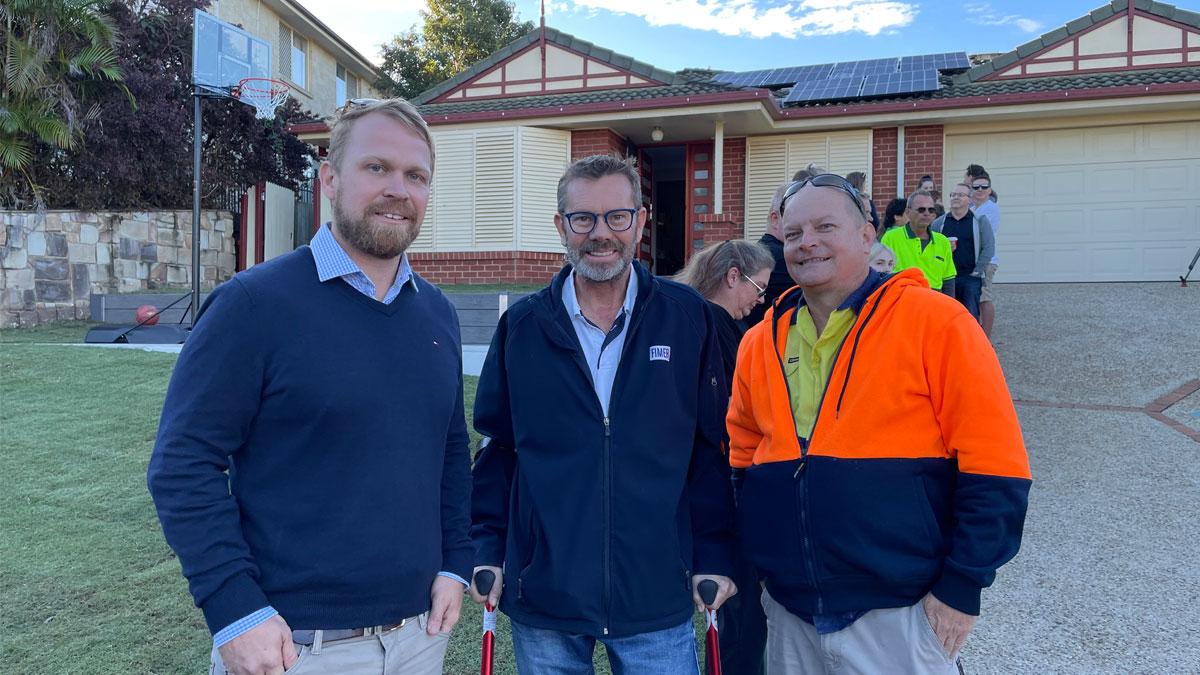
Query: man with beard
[
  {"left": 469, "top": 154, "right": 737, "bottom": 673},
  {"left": 148, "top": 99, "right": 472, "bottom": 675}
]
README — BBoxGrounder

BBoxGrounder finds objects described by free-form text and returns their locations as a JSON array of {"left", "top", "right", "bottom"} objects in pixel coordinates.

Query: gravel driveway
[{"left": 963, "top": 282, "right": 1200, "bottom": 673}]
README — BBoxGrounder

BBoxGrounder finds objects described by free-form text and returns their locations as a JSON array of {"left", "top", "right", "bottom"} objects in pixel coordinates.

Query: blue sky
[{"left": 299, "top": 0, "right": 1198, "bottom": 72}]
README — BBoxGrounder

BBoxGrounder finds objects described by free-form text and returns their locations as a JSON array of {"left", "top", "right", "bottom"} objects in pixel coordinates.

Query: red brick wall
[
  {"left": 409, "top": 251, "right": 563, "bottom": 285},
  {"left": 690, "top": 138, "right": 747, "bottom": 252},
  {"left": 903, "top": 125, "right": 944, "bottom": 195},
  {"left": 571, "top": 129, "right": 628, "bottom": 160},
  {"left": 872, "top": 127, "right": 898, "bottom": 200},
  {"left": 720, "top": 138, "right": 746, "bottom": 228}
]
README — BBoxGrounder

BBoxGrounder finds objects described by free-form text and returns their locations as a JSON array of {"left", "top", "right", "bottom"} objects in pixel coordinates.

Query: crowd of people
[{"left": 146, "top": 98, "right": 1031, "bottom": 675}]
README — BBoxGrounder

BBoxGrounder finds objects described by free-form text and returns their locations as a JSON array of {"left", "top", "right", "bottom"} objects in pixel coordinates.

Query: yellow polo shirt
[
  {"left": 880, "top": 225, "right": 956, "bottom": 290},
  {"left": 784, "top": 306, "right": 858, "bottom": 438}
]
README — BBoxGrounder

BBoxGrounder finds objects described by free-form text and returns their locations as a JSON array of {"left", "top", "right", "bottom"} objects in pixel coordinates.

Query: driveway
[{"left": 964, "top": 282, "right": 1200, "bottom": 673}]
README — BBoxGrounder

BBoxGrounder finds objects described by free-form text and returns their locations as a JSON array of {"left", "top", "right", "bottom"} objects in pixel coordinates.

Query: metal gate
[{"left": 294, "top": 181, "right": 315, "bottom": 247}]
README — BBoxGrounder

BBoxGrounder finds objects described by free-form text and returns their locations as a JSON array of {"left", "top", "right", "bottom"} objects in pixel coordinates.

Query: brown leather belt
[{"left": 291, "top": 618, "right": 407, "bottom": 646}]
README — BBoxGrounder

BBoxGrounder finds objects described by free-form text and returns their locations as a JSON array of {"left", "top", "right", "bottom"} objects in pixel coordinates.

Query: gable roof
[
  {"left": 958, "top": 0, "right": 1200, "bottom": 83},
  {"left": 413, "top": 26, "right": 678, "bottom": 104}
]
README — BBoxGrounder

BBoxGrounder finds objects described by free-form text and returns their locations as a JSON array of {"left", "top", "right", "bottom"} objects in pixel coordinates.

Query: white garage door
[{"left": 945, "top": 120, "right": 1200, "bottom": 282}]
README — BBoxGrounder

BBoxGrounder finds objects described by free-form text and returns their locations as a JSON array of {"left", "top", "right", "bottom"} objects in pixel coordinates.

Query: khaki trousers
[
  {"left": 210, "top": 612, "right": 450, "bottom": 675},
  {"left": 761, "top": 589, "right": 962, "bottom": 675}
]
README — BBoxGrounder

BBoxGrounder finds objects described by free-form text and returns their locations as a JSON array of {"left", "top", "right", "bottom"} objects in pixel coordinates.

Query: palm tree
[{"left": 1, "top": 0, "right": 127, "bottom": 207}]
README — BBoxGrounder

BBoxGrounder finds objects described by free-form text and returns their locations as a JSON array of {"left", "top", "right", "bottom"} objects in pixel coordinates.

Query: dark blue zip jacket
[{"left": 471, "top": 262, "right": 735, "bottom": 638}]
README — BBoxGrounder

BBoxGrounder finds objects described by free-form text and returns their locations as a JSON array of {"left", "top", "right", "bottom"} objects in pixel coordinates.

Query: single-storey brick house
[{"left": 293, "top": 0, "right": 1200, "bottom": 283}]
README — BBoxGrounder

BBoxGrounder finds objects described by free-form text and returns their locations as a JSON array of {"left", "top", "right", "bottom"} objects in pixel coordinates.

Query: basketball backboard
[{"left": 192, "top": 9, "right": 271, "bottom": 96}]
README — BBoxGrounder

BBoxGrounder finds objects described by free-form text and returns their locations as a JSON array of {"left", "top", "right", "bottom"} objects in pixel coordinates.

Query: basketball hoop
[{"left": 236, "top": 77, "right": 290, "bottom": 120}]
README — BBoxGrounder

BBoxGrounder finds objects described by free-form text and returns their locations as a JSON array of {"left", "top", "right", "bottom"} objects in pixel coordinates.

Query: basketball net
[{"left": 236, "top": 77, "right": 290, "bottom": 120}]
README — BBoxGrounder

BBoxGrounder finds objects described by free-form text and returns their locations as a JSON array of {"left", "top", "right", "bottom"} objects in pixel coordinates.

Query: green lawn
[
  {"left": 0, "top": 324, "right": 703, "bottom": 673},
  {"left": 0, "top": 320, "right": 98, "bottom": 344}
]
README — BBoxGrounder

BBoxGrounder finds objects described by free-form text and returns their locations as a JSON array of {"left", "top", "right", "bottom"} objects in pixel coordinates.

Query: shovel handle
[
  {"left": 475, "top": 569, "right": 496, "bottom": 596},
  {"left": 698, "top": 579, "right": 719, "bottom": 607}
]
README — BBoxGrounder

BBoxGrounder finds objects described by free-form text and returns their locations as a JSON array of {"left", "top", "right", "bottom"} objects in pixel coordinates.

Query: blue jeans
[
  {"left": 954, "top": 274, "right": 982, "bottom": 320},
  {"left": 510, "top": 618, "right": 699, "bottom": 675}
]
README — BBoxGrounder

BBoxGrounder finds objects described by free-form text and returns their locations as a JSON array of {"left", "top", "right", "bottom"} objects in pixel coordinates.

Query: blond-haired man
[{"left": 148, "top": 99, "right": 472, "bottom": 675}]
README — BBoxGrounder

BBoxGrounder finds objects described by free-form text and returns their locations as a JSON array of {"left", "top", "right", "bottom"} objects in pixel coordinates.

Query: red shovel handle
[
  {"left": 698, "top": 580, "right": 722, "bottom": 675},
  {"left": 475, "top": 570, "right": 498, "bottom": 675}
]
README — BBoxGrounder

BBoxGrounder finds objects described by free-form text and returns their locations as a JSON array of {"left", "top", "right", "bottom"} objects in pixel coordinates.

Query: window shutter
[
  {"left": 517, "top": 127, "right": 571, "bottom": 251},
  {"left": 474, "top": 129, "right": 517, "bottom": 248},
  {"left": 277, "top": 24, "right": 292, "bottom": 79},
  {"left": 744, "top": 137, "right": 788, "bottom": 240}
]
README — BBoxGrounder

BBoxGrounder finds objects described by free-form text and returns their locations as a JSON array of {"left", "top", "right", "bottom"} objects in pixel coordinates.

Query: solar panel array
[
  {"left": 859, "top": 70, "right": 941, "bottom": 98},
  {"left": 711, "top": 64, "right": 832, "bottom": 88},
  {"left": 713, "top": 51, "right": 971, "bottom": 105},
  {"left": 899, "top": 52, "right": 971, "bottom": 71}
]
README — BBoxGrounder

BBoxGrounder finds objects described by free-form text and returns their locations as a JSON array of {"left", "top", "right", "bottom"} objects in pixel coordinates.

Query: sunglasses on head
[
  {"left": 337, "top": 97, "right": 381, "bottom": 113},
  {"left": 779, "top": 173, "right": 867, "bottom": 219}
]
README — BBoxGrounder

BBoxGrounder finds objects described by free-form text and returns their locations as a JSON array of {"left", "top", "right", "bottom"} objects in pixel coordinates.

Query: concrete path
[{"left": 964, "top": 282, "right": 1200, "bottom": 673}]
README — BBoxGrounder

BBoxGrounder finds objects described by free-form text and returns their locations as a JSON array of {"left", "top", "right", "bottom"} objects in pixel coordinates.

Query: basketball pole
[{"left": 190, "top": 87, "right": 203, "bottom": 323}]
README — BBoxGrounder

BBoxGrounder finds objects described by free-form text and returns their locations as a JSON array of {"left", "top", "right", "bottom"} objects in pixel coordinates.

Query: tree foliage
[
  {"left": 0, "top": 0, "right": 128, "bottom": 207},
  {"left": 7, "top": 0, "right": 316, "bottom": 210},
  {"left": 376, "top": 0, "right": 534, "bottom": 100}
]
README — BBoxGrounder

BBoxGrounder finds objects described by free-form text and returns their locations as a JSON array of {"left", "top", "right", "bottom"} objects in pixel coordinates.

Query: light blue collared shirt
[
  {"left": 309, "top": 222, "right": 417, "bottom": 303},
  {"left": 214, "top": 224, "right": 465, "bottom": 648},
  {"left": 561, "top": 265, "right": 638, "bottom": 417}
]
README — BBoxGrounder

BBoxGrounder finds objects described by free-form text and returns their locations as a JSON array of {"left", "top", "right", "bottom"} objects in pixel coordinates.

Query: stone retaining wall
[{"left": 0, "top": 210, "right": 237, "bottom": 328}]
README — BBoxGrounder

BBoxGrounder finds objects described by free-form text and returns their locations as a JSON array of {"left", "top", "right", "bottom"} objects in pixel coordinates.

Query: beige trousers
[
  {"left": 761, "top": 589, "right": 962, "bottom": 675},
  {"left": 210, "top": 612, "right": 451, "bottom": 675}
]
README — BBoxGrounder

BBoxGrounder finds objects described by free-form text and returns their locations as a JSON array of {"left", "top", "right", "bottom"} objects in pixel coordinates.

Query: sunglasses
[
  {"left": 971, "top": 184, "right": 991, "bottom": 190},
  {"left": 912, "top": 206, "right": 938, "bottom": 214},
  {"left": 743, "top": 273, "right": 767, "bottom": 299},
  {"left": 779, "top": 174, "right": 867, "bottom": 219},
  {"left": 337, "top": 97, "right": 381, "bottom": 113}
]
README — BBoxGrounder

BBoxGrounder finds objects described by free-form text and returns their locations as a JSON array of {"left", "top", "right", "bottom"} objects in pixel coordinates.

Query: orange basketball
[{"left": 136, "top": 304, "right": 160, "bottom": 325}]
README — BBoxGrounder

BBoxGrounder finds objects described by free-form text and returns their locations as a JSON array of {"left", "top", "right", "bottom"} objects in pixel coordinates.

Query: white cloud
[
  {"left": 560, "top": 0, "right": 918, "bottom": 39},
  {"left": 965, "top": 2, "right": 1044, "bottom": 34}
]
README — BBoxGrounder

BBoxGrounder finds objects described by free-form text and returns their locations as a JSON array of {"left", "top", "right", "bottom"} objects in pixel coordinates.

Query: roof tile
[
  {"left": 417, "top": 81, "right": 745, "bottom": 116},
  {"left": 1040, "top": 26, "right": 1070, "bottom": 44},
  {"left": 1067, "top": 15, "right": 1095, "bottom": 34},
  {"left": 1016, "top": 39, "right": 1045, "bottom": 58}
]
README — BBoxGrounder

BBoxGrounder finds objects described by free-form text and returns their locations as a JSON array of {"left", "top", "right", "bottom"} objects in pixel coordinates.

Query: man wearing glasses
[
  {"left": 880, "top": 191, "right": 958, "bottom": 296},
  {"left": 933, "top": 184, "right": 996, "bottom": 320},
  {"left": 149, "top": 99, "right": 473, "bottom": 674},
  {"left": 966, "top": 167, "right": 1001, "bottom": 338},
  {"left": 470, "top": 154, "right": 736, "bottom": 673},
  {"left": 726, "top": 173, "right": 1030, "bottom": 673}
]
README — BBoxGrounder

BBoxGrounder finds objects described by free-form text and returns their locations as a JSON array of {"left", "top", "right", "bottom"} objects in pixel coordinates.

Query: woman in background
[
  {"left": 881, "top": 197, "right": 908, "bottom": 238},
  {"left": 869, "top": 242, "right": 896, "bottom": 274},
  {"left": 672, "top": 237, "right": 774, "bottom": 675}
]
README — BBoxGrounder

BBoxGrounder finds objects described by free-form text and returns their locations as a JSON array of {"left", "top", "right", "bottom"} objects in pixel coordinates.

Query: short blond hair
[{"left": 326, "top": 98, "right": 435, "bottom": 172}]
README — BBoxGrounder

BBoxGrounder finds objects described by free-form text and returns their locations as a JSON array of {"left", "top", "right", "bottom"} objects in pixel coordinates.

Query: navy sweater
[
  {"left": 471, "top": 262, "right": 736, "bottom": 638},
  {"left": 147, "top": 248, "right": 473, "bottom": 634}
]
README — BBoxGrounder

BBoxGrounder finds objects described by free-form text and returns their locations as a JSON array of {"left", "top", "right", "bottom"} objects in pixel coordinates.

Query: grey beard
[{"left": 566, "top": 244, "right": 633, "bottom": 282}]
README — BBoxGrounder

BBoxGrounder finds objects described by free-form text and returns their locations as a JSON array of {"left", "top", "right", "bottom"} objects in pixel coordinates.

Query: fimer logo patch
[{"left": 649, "top": 345, "right": 671, "bottom": 362}]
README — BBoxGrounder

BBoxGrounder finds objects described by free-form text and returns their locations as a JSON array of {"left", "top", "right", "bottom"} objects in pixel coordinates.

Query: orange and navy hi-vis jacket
[{"left": 726, "top": 267, "right": 1031, "bottom": 618}]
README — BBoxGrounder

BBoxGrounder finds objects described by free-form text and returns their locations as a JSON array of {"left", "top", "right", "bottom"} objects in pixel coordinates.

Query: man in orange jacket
[{"left": 727, "top": 174, "right": 1031, "bottom": 673}]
